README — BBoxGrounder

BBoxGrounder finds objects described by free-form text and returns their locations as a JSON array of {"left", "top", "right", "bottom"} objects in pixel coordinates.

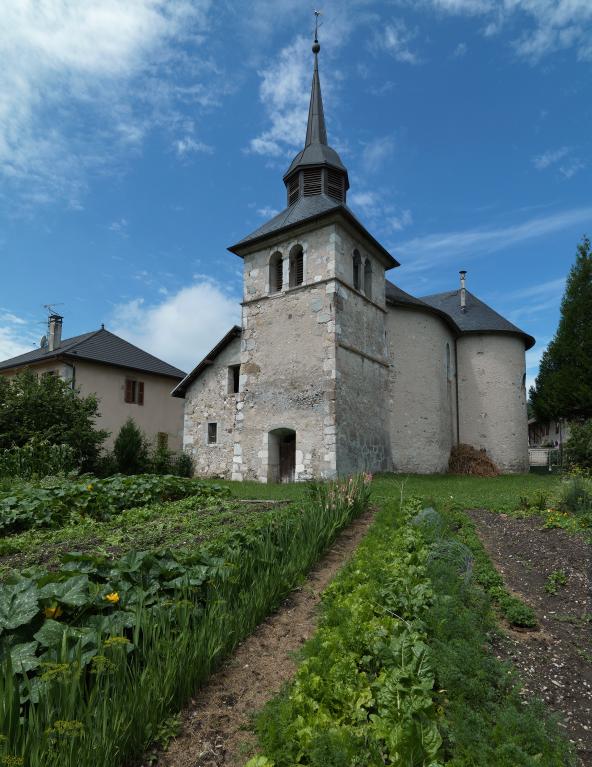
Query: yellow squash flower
[
  {"left": 44, "top": 605, "right": 63, "bottom": 619},
  {"left": 105, "top": 592, "right": 120, "bottom": 604}
]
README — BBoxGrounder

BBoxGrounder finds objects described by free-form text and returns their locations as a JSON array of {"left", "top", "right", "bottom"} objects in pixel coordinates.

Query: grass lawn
[{"left": 219, "top": 472, "right": 562, "bottom": 513}]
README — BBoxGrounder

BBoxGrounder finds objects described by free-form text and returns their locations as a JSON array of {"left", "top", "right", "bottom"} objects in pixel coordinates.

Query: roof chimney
[
  {"left": 459, "top": 270, "right": 467, "bottom": 312},
  {"left": 47, "top": 314, "right": 63, "bottom": 351}
]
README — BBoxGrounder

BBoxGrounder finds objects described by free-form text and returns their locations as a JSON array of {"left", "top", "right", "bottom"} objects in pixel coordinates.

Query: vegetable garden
[{"left": 0, "top": 470, "right": 584, "bottom": 766}]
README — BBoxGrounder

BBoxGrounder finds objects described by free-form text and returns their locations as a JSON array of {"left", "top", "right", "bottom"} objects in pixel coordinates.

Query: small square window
[
  {"left": 207, "top": 422, "right": 218, "bottom": 444},
  {"left": 228, "top": 364, "right": 240, "bottom": 394}
]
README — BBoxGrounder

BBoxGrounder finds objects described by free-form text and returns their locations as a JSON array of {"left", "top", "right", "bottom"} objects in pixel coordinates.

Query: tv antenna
[{"left": 43, "top": 303, "right": 64, "bottom": 316}]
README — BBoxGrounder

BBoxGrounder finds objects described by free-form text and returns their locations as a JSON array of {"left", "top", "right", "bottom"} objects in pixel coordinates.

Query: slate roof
[
  {"left": 172, "top": 326, "right": 241, "bottom": 398},
  {"left": 0, "top": 328, "right": 186, "bottom": 378},
  {"left": 420, "top": 289, "right": 536, "bottom": 350},
  {"left": 229, "top": 194, "right": 398, "bottom": 267}
]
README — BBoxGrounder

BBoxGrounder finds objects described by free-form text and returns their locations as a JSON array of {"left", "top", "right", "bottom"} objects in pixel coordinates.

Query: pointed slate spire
[
  {"left": 282, "top": 14, "right": 349, "bottom": 205},
  {"left": 305, "top": 44, "right": 328, "bottom": 146}
]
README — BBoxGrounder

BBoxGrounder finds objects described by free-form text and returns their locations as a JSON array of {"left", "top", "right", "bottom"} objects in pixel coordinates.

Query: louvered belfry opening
[
  {"left": 327, "top": 169, "right": 344, "bottom": 202},
  {"left": 289, "top": 245, "right": 304, "bottom": 288},
  {"left": 269, "top": 251, "right": 283, "bottom": 293},
  {"left": 287, "top": 176, "right": 299, "bottom": 206},
  {"left": 303, "top": 168, "right": 322, "bottom": 196}
]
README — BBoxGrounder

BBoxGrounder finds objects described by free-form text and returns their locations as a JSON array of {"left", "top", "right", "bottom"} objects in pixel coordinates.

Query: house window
[
  {"left": 207, "top": 422, "right": 218, "bottom": 445},
  {"left": 228, "top": 364, "right": 240, "bottom": 394},
  {"left": 353, "top": 249, "right": 361, "bottom": 290},
  {"left": 363, "top": 258, "right": 372, "bottom": 299},
  {"left": 289, "top": 245, "right": 304, "bottom": 287},
  {"left": 124, "top": 378, "right": 144, "bottom": 405},
  {"left": 269, "top": 251, "right": 283, "bottom": 293},
  {"left": 157, "top": 432, "right": 168, "bottom": 450}
]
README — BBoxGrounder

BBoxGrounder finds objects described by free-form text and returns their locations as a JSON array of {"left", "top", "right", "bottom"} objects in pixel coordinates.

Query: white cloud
[
  {"left": 416, "top": 0, "right": 592, "bottom": 61},
  {"left": 0, "top": 0, "right": 213, "bottom": 208},
  {"left": 452, "top": 42, "right": 468, "bottom": 57},
  {"left": 389, "top": 209, "right": 414, "bottom": 231},
  {"left": 378, "top": 19, "right": 421, "bottom": 64},
  {"left": 504, "top": 277, "right": 565, "bottom": 322},
  {"left": 559, "top": 157, "right": 585, "bottom": 179},
  {"left": 174, "top": 136, "right": 213, "bottom": 157},
  {"left": 110, "top": 280, "right": 241, "bottom": 373},
  {"left": 532, "top": 146, "right": 570, "bottom": 169},
  {"left": 395, "top": 205, "right": 592, "bottom": 273},
  {"left": 248, "top": 36, "right": 312, "bottom": 158},
  {"left": 361, "top": 136, "right": 396, "bottom": 173},
  {"left": 109, "top": 218, "right": 129, "bottom": 236},
  {"left": 0, "top": 319, "right": 37, "bottom": 361},
  {"left": 257, "top": 206, "right": 280, "bottom": 218}
]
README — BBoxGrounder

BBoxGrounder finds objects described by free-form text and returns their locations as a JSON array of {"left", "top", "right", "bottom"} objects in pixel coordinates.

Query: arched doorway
[{"left": 268, "top": 428, "right": 296, "bottom": 483}]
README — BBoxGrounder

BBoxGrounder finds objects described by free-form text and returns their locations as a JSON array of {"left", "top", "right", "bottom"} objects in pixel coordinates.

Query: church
[{"left": 172, "top": 35, "right": 535, "bottom": 482}]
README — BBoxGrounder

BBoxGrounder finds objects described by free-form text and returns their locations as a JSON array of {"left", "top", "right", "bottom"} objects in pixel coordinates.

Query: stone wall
[
  {"left": 386, "top": 306, "right": 457, "bottom": 473},
  {"left": 457, "top": 334, "right": 529, "bottom": 472},
  {"left": 182, "top": 338, "right": 241, "bottom": 477}
]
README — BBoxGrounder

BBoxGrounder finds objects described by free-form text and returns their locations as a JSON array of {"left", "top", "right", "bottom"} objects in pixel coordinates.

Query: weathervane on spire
[{"left": 313, "top": 9, "right": 322, "bottom": 53}]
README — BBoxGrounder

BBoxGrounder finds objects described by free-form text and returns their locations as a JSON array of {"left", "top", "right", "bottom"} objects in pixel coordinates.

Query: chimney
[
  {"left": 47, "top": 314, "right": 63, "bottom": 351},
  {"left": 459, "top": 270, "right": 467, "bottom": 312}
]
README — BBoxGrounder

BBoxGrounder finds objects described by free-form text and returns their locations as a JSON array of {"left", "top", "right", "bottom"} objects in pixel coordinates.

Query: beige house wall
[{"left": 74, "top": 360, "right": 184, "bottom": 451}]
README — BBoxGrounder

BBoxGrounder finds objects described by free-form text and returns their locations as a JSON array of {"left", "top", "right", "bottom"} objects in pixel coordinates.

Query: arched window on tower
[
  {"left": 269, "top": 251, "right": 283, "bottom": 293},
  {"left": 352, "top": 250, "right": 361, "bottom": 290},
  {"left": 363, "top": 258, "right": 372, "bottom": 299},
  {"left": 289, "top": 245, "right": 304, "bottom": 288}
]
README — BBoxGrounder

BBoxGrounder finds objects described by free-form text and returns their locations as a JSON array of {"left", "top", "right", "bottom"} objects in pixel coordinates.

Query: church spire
[
  {"left": 305, "top": 22, "right": 328, "bottom": 146},
  {"left": 282, "top": 15, "right": 349, "bottom": 207}
]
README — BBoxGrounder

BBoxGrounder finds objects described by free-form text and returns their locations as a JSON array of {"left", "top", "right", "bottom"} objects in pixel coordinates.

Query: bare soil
[
  {"left": 147, "top": 507, "right": 376, "bottom": 767},
  {"left": 468, "top": 510, "right": 592, "bottom": 766}
]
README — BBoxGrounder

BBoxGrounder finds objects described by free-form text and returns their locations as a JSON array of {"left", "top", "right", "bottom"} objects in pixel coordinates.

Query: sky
[{"left": 1, "top": 0, "right": 591, "bottom": 392}]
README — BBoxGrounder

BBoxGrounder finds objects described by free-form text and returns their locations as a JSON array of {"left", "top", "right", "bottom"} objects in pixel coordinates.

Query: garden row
[
  {"left": 247, "top": 494, "right": 574, "bottom": 766},
  {"left": 0, "top": 475, "right": 371, "bottom": 766}
]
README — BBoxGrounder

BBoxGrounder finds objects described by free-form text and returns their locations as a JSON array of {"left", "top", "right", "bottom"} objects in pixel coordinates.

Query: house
[
  {"left": 172, "top": 34, "right": 535, "bottom": 482},
  {"left": 0, "top": 315, "right": 186, "bottom": 451},
  {"left": 528, "top": 417, "right": 571, "bottom": 448}
]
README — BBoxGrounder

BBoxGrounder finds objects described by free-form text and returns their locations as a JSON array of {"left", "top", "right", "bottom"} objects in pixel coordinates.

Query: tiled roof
[
  {"left": 0, "top": 328, "right": 186, "bottom": 378},
  {"left": 419, "top": 289, "right": 535, "bottom": 349}
]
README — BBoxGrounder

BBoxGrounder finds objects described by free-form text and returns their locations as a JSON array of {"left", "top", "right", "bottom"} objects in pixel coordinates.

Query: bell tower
[{"left": 228, "top": 21, "right": 397, "bottom": 481}]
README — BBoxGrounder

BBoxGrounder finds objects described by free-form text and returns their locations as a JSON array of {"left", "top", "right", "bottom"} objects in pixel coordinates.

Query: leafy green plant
[
  {"left": 545, "top": 570, "right": 568, "bottom": 595},
  {"left": 558, "top": 474, "right": 592, "bottom": 518},
  {"left": 0, "top": 474, "right": 228, "bottom": 535},
  {"left": 0, "top": 439, "right": 76, "bottom": 480}
]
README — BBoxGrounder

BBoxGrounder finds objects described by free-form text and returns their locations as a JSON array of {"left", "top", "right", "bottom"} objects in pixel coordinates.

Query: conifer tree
[{"left": 530, "top": 236, "right": 592, "bottom": 420}]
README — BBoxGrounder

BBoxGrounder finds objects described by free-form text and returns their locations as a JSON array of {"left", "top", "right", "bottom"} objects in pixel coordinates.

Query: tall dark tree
[
  {"left": 0, "top": 370, "right": 108, "bottom": 469},
  {"left": 530, "top": 236, "right": 592, "bottom": 421}
]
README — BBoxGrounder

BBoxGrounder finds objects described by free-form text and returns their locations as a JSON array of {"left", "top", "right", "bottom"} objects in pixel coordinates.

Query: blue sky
[{"left": 1, "top": 0, "right": 591, "bottom": 390}]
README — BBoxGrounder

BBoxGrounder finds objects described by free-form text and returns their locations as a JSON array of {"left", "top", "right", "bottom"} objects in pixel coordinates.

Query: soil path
[
  {"left": 468, "top": 510, "right": 592, "bottom": 766},
  {"left": 150, "top": 507, "right": 376, "bottom": 767}
]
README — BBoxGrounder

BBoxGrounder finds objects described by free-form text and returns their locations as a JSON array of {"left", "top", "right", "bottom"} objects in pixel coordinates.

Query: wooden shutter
[
  {"left": 295, "top": 251, "right": 304, "bottom": 286},
  {"left": 303, "top": 168, "right": 322, "bottom": 196},
  {"left": 275, "top": 257, "right": 283, "bottom": 291},
  {"left": 124, "top": 378, "right": 134, "bottom": 403},
  {"left": 137, "top": 381, "right": 144, "bottom": 405}
]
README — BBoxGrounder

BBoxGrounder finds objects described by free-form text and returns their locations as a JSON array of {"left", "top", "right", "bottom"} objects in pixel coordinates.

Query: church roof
[
  {"left": 0, "top": 327, "right": 186, "bottom": 379},
  {"left": 420, "top": 289, "right": 536, "bottom": 350},
  {"left": 229, "top": 194, "right": 398, "bottom": 267}
]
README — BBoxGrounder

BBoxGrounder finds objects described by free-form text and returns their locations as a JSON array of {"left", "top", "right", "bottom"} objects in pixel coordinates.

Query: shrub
[
  {"left": 113, "top": 419, "right": 149, "bottom": 475},
  {"left": 173, "top": 451, "right": 194, "bottom": 478},
  {"left": 0, "top": 371, "right": 108, "bottom": 471},
  {"left": 448, "top": 444, "right": 500, "bottom": 477},
  {"left": 564, "top": 420, "right": 592, "bottom": 470}
]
